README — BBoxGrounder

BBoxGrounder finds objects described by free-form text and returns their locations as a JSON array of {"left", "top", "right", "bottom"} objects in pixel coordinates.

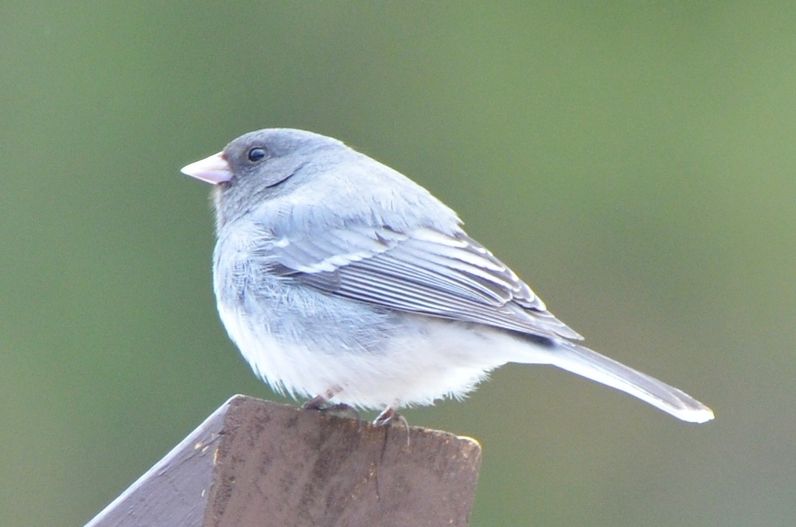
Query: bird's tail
[{"left": 537, "top": 340, "right": 714, "bottom": 423}]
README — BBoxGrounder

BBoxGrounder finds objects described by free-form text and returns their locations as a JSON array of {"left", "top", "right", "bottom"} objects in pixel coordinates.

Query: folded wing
[{"left": 257, "top": 223, "right": 582, "bottom": 340}]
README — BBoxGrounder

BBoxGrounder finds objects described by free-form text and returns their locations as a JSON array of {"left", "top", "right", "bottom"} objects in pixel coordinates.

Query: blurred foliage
[{"left": 1, "top": 2, "right": 795, "bottom": 526}]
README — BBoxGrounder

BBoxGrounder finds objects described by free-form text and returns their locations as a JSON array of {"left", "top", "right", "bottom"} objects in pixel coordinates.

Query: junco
[{"left": 181, "top": 128, "right": 714, "bottom": 425}]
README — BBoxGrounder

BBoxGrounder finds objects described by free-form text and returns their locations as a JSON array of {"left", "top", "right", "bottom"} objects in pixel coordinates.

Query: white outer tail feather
[{"left": 541, "top": 341, "right": 714, "bottom": 423}]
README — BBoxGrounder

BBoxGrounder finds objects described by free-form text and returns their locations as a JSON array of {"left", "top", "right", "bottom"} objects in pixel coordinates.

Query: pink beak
[{"left": 180, "top": 152, "right": 233, "bottom": 185}]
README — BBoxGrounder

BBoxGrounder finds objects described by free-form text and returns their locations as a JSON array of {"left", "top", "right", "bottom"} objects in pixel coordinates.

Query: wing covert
[{"left": 258, "top": 224, "right": 582, "bottom": 340}]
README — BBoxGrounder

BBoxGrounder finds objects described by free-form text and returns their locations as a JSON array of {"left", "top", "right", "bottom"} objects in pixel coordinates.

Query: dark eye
[{"left": 247, "top": 147, "right": 267, "bottom": 162}]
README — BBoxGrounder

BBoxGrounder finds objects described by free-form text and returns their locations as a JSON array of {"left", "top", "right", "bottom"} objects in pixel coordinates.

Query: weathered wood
[{"left": 85, "top": 395, "right": 482, "bottom": 527}]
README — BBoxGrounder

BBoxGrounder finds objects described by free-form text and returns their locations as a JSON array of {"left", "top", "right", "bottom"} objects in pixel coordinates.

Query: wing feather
[{"left": 259, "top": 223, "right": 582, "bottom": 340}]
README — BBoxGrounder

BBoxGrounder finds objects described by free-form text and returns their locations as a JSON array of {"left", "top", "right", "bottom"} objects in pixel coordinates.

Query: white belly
[{"left": 217, "top": 301, "right": 540, "bottom": 409}]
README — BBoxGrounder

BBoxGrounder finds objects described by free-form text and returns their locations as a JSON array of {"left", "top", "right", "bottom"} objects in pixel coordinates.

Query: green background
[{"left": 2, "top": 2, "right": 794, "bottom": 526}]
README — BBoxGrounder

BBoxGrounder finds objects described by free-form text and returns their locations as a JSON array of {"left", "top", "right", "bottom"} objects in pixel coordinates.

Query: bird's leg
[
  {"left": 303, "top": 394, "right": 329, "bottom": 410},
  {"left": 303, "top": 386, "right": 360, "bottom": 419},
  {"left": 373, "top": 405, "right": 409, "bottom": 428},
  {"left": 303, "top": 385, "right": 343, "bottom": 409},
  {"left": 374, "top": 405, "right": 411, "bottom": 446},
  {"left": 373, "top": 406, "right": 397, "bottom": 426}
]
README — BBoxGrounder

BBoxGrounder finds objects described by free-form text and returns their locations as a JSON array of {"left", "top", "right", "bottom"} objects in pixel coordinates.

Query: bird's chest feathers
[
  {"left": 212, "top": 222, "right": 275, "bottom": 303},
  {"left": 212, "top": 222, "right": 332, "bottom": 327}
]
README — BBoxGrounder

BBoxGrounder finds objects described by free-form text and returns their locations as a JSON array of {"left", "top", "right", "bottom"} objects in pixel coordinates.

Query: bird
[{"left": 181, "top": 128, "right": 714, "bottom": 425}]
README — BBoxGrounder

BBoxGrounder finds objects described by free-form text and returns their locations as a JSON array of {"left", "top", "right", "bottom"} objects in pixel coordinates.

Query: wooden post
[{"left": 85, "top": 395, "right": 482, "bottom": 527}]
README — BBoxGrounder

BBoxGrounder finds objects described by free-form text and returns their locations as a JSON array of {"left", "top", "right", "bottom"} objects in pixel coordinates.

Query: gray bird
[{"left": 181, "top": 128, "right": 714, "bottom": 425}]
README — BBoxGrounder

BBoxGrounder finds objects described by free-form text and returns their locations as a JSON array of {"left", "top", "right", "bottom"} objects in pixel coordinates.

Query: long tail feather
[{"left": 544, "top": 341, "right": 714, "bottom": 423}]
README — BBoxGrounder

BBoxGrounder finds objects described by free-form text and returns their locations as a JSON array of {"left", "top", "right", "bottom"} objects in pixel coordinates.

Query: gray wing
[{"left": 256, "top": 224, "right": 582, "bottom": 340}]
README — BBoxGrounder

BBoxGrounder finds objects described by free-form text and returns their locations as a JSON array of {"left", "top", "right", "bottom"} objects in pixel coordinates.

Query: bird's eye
[{"left": 247, "top": 147, "right": 267, "bottom": 162}]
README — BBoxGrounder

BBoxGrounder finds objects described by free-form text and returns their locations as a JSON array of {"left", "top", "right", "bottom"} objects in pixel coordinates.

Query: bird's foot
[
  {"left": 374, "top": 406, "right": 411, "bottom": 446},
  {"left": 303, "top": 387, "right": 360, "bottom": 420},
  {"left": 321, "top": 402, "right": 361, "bottom": 420},
  {"left": 302, "top": 394, "right": 329, "bottom": 410},
  {"left": 303, "top": 386, "right": 343, "bottom": 410},
  {"left": 373, "top": 406, "right": 398, "bottom": 426}
]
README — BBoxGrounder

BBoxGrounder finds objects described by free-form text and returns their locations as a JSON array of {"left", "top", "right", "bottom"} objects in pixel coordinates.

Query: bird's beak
[{"left": 180, "top": 152, "right": 233, "bottom": 185}]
